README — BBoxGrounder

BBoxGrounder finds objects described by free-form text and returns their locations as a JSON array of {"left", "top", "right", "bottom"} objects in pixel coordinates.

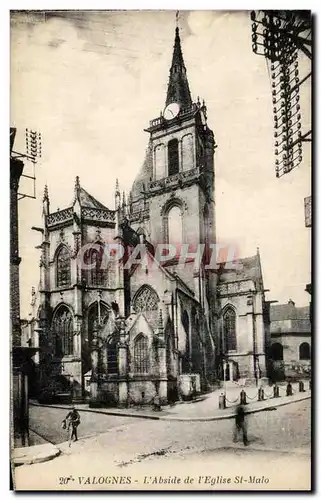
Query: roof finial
[
  {"left": 73, "top": 176, "right": 80, "bottom": 203},
  {"left": 43, "top": 184, "right": 49, "bottom": 202},
  {"left": 176, "top": 10, "right": 179, "bottom": 29},
  {"left": 115, "top": 178, "right": 120, "bottom": 194}
]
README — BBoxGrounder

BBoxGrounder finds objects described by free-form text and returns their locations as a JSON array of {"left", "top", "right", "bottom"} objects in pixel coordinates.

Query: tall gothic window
[
  {"left": 85, "top": 243, "right": 107, "bottom": 287},
  {"left": 134, "top": 334, "right": 149, "bottom": 373},
  {"left": 87, "top": 302, "right": 109, "bottom": 348},
  {"left": 223, "top": 307, "right": 237, "bottom": 352},
  {"left": 299, "top": 342, "right": 310, "bottom": 360},
  {"left": 56, "top": 246, "right": 71, "bottom": 288},
  {"left": 107, "top": 336, "right": 119, "bottom": 374},
  {"left": 168, "top": 138, "right": 179, "bottom": 176},
  {"left": 51, "top": 306, "right": 73, "bottom": 357},
  {"left": 168, "top": 206, "right": 183, "bottom": 245},
  {"left": 133, "top": 286, "right": 159, "bottom": 313}
]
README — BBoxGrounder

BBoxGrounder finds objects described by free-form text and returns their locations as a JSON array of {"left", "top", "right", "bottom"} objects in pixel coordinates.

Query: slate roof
[
  {"left": 270, "top": 303, "right": 311, "bottom": 334},
  {"left": 270, "top": 303, "right": 310, "bottom": 321},
  {"left": 218, "top": 253, "right": 263, "bottom": 289},
  {"left": 75, "top": 186, "right": 109, "bottom": 210},
  {"left": 130, "top": 140, "right": 153, "bottom": 202},
  {"left": 166, "top": 27, "right": 192, "bottom": 109}
]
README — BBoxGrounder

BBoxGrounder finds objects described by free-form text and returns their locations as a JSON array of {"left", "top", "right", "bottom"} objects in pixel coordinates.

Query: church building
[{"left": 30, "top": 27, "right": 269, "bottom": 406}]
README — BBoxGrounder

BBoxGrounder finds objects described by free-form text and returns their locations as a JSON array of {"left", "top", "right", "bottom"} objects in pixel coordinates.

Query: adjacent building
[{"left": 268, "top": 299, "right": 311, "bottom": 380}]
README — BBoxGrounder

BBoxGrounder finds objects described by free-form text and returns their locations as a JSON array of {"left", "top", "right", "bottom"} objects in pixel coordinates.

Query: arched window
[
  {"left": 134, "top": 334, "right": 149, "bottom": 373},
  {"left": 85, "top": 243, "right": 107, "bottom": 287},
  {"left": 107, "top": 336, "right": 119, "bottom": 374},
  {"left": 182, "top": 133, "right": 194, "bottom": 171},
  {"left": 168, "top": 206, "right": 183, "bottom": 245},
  {"left": 270, "top": 342, "right": 284, "bottom": 361},
  {"left": 223, "top": 307, "right": 237, "bottom": 352},
  {"left": 133, "top": 286, "right": 159, "bottom": 313},
  {"left": 87, "top": 302, "right": 109, "bottom": 347},
  {"left": 154, "top": 143, "right": 166, "bottom": 180},
  {"left": 56, "top": 246, "right": 71, "bottom": 288},
  {"left": 168, "top": 138, "right": 179, "bottom": 176},
  {"left": 51, "top": 306, "right": 73, "bottom": 357},
  {"left": 299, "top": 342, "right": 310, "bottom": 360}
]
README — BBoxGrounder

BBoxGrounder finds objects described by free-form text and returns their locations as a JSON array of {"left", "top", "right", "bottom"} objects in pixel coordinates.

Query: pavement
[
  {"left": 12, "top": 443, "right": 60, "bottom": 466},
  {"left": 13, "top": 381, "right": 311, "bottom": 467},
  {"left": 13, "top": 398, "right": 311, "bottom": 491}
]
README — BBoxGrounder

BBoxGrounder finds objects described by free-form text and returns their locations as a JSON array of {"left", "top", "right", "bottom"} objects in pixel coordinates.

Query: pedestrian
[
  {"left": 233, "top": 403, "right": 248, "bottom": 446},
  {"left": 62, "top": 406, "right": 81, "bottom": 447}
]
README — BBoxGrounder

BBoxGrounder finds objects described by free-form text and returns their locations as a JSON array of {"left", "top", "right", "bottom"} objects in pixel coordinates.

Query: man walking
[
  {"left": 233, "top": 403, "right": 248, "bottom": 446},
  {"left": 62, "top": 406, "right": 81, "bottom": 447}
]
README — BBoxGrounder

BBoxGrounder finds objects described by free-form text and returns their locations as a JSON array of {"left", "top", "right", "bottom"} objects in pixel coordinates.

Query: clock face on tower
[{"left": 163, "top": 102, "right": 180, "bottom": 120}]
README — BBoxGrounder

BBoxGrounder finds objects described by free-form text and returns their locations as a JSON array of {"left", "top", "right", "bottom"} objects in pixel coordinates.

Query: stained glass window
[
  {"left": 86, "top": 243, "right": 107, "bottom": 286},
  {"left": 87, "top": 303, "right": 109, "bottom": 347},
  {"left": 56, "top": 246, "right": 71, "bottom": 288},
  {"left": 51, "top": 306, "right": 73, "bottom": 357},
  {"left": 133, "top": 286, "right": 159, "bottom": 313},
  {"left": 223, "top": 307, "right": 237, "bottom": 352},
  {"left": 134, "top": 334, "right": 149, "bottom": 373}
]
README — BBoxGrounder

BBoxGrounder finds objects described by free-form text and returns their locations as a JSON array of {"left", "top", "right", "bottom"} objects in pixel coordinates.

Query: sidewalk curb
[
  {"left": 161, "top": 393, "right": 311, "bottom": 421},
  {"left": 12, "top": 444, "right": 61, "bottom": 467},
  {"left": 30, "top": 402, "right": 161, "bottom": 420},
  {"left": 30, "top": 392, "right": 310, "bottom": 422}
]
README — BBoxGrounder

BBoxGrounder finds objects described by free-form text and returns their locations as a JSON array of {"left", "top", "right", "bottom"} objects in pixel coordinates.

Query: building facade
[
  {"left": 30, "top": 27, "right": 269, "bottom": 406},
  {"left": 267, "top": 300, "right": 311, "bottom": 380}
]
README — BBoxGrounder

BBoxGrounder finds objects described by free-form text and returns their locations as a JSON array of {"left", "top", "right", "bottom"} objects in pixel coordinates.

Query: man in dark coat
[
  {"left": 233, "top": 403, "right": 248, "bottom": 446},
  {"left": 63, "top": 406, "right": 81, "bottom": 447}
]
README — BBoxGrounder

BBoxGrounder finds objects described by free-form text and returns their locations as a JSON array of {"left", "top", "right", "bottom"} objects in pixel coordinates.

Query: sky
[{"left": 10, "top": 10, "right": 312, "bottom": 318}]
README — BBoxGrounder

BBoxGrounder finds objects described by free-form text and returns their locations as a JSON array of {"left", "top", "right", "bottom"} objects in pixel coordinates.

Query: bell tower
[{"left": 140, "top": 26, "right": 217, "bottom": 254}]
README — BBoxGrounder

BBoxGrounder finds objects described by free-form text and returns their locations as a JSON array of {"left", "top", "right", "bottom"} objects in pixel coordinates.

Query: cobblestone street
[
  {"left": 29, "top": 404, "right": 138, "bottom": 445},
  {"left": 15, "top": 399, "right": 311, "bottom": 490}
]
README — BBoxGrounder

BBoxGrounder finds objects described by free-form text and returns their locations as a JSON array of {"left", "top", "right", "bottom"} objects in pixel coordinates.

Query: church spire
[{"left": 165, "top": 23, "right": 192, "bottom": 109}]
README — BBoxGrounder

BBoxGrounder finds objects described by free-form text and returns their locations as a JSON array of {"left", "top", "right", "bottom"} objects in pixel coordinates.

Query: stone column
[
  {"left": 117, "top": 318, "right": 128, "bottom": 407},
  {"left": 229, "top": 360, "right": 234, "bottom": 381},
  {"left": 224, "top": 360, "right": 229, "bottom": 382},
  {"left": 156, "top": 310, "right": 167, "bottom": 405},
  {"left": 72, "top": 315, "right": 83, "bottom": 401},
  {"left": 178, "top": 139, "right": 183, "bottom": 171},
  {"left": 246, "top": 310, "right": 255, "bottom": 379},
  {"left": 90, "top": 322, "right": 99, "bottom": 406}
]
